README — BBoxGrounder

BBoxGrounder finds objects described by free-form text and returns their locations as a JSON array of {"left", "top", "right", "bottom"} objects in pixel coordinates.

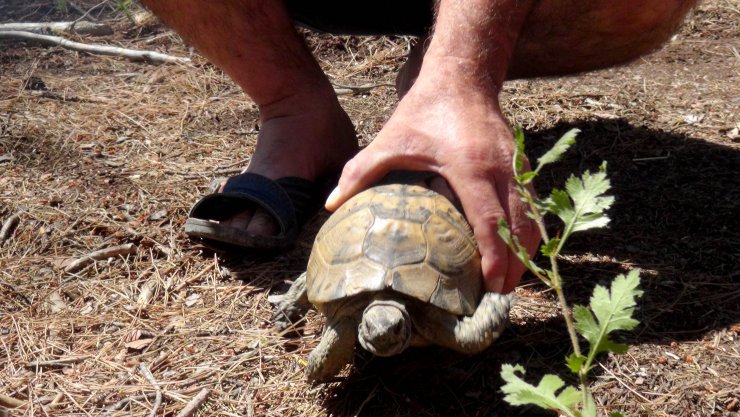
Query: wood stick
[
  {"left": 0, "top": 212, "right": 21, "bottom": 245},
  {"left": 174, "top": 388, "right": 211, "bottom": 417},
  {"left": 26, "top": 355, "right": 91, "bottom": 369},
  {"left": 0, "top": 31, "right": 190, "bottom": 64},
  {"left": 63, "top": 243, "right": 137, "bottom": 273},
  {"left": 173, "top": 263, "right": 215, "bottom": 292},
  {"left": 105, "top": 392, "right": 160, "bottom": 415},
  {"left": 139, "top": 363, "right": 162, "bottom": 417},
  {"left": 0, "top": 21, "right": 112, "bottom": 36},
  {"left": 332, "top": 82, "right": 394, "bottom": 96},
  {"left": 0, "top": 393, "right": 27, "bottom": 409}
]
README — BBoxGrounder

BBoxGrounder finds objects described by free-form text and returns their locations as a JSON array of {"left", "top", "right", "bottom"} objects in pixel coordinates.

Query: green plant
[
  {"left": 55, "top": 0, "right": 68, "bottom": 12},
  {"left": 498, "top": 128, "right": 643, "bottom": 417},
  {"left": 116, "top": 0, "right": 135, "bottom": 22}
]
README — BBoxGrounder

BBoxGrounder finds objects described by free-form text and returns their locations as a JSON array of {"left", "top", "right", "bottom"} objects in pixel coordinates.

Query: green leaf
[
  {"left": 566, "top": 353, "right": 586, "bottom": 374},
  {"left": 516, "top": 171, "right": 537, "bottom": 185},
  {"left": 540, "top": 238, "right": 561, "bottom": 257},
  {"left": 497, "top": 219, "right": 546, "bottom": 277},
  {"left": 535, "top": 128, "right": 579, "bottom": 174},
  {"left": 610, "top": 413, "right": 628, "bottom": 417},
  {"left": 500, "top": 364, "right": 581, "bottom": 417},
  {"left": 545, "top": 167, "right": 614, "bottom": 242},
  {"left": 574, "top": 270, "right": 644, "bottom": 372}
]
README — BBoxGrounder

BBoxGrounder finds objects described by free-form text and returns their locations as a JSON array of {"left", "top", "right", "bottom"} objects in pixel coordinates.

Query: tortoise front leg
[
  {"left": 416, "top": 292, "right": 512, "bottom": 354},
  {"left": 269, "top": 272, "right": 310, "bottom": 331},
  {"left": 307, "top": 316, "right": 357, "bottom": 382}
]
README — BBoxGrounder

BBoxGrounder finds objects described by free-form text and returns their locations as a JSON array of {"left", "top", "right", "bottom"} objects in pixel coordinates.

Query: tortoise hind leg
[
  {"left": 451, "top": 292, "right": 512, "bottom": 353},
  {"left": 269, "top": 272, "right": 310, "bottom": 331},
  {"left": 307, "top": 317, "right": 357, "bottom": 382},
  {"left": 416, "top": 292, "right": 512, "bottom": 354}
]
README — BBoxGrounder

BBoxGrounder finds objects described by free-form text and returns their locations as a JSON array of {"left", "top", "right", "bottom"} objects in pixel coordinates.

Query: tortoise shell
[{"left": 306, "top": 184, "right": 482, "bottom": 316}]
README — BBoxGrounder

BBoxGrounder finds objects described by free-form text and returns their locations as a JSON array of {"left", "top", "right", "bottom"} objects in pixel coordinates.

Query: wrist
[
  {"left": 425, "top": 0, "right": 534, "bottom": 87},
  {"left": 416, "top": 55, "right": 503, "bottom": 97}
]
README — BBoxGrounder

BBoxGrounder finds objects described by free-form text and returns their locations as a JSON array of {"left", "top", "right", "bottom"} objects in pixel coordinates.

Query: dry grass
[{"left": 1, "top": 0, "right": 738, "bottom": 416}]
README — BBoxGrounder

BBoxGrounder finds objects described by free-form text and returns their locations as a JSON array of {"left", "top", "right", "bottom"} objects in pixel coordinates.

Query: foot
[{"left": 220, "top": 84, "right": 358, "bottom": 237}]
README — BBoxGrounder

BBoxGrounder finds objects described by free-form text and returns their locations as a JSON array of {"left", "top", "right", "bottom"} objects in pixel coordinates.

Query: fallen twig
[
  {"left": 173, "top": 263, "right": 215, "bottom": 292},
  {"left": 0, "top": 393, "right": 27, "bottom": 409},
  {"left": 105, "top": 392, "right": 160, "bottom": 415},
  {"left": 174, "top": 388, "right": 211, "bottom": 417},
  {"left": 0, "top": 21, "right": 112, "bottom": 36},
  {"left": 26, "top": 355, "right": 91, "bottom": 369},
  {"left": 0, "top": 31, "right": 190, "bottom": 64},
  {"left": 0, "top": 212, "right": 21, "bottom": 245},
  {"left": 332, "top": 82, "right": 394, "bottom": 96},
  {"left": 139, "top": 363, "right": 162, "bottom": 417},
  {"left": 63, "top": 243, "right": 137, "bottom": 273}
]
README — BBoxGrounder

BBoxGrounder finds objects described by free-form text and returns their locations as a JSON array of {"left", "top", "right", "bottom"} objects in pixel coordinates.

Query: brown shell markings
[{"left": 306, "top": 184, "right": 482, "bottom": 316}]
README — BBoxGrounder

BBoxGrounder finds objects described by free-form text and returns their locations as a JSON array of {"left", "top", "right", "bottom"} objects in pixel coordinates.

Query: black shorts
[{"left": 284, "top": 0, "right": 435, "bottom": 36}]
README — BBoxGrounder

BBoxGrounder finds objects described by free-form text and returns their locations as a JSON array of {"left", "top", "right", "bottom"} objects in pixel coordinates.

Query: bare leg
[
  {"left": 397, "top": 0, "right": 699, "bottom": 92},
  {"left": 141, "top": 0, "right": 358, "bottom": 235}
]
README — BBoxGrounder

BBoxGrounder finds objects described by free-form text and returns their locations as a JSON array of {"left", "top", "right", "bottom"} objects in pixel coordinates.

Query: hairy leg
[
  {"left": 397, "top": 0, "right": 699, "bottom": 92},
  {"left": 509, "top": 0, "right": 700, "bottom": 78},
  {"left": 141, "top": 0, "right": 358, "bottom": 235}
]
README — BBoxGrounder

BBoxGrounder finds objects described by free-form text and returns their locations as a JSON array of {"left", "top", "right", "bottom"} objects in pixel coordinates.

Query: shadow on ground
[{"left": 318, "top": 118, "right": 739, "bottom": 417}]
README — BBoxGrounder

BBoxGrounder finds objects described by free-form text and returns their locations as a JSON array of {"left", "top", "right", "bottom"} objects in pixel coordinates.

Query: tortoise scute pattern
[
  {"left": 306, "top": 184, "right": 483, "bottom": 316},
  {"left": 364, "top": 218, "right": 427, "bottom": 268}
]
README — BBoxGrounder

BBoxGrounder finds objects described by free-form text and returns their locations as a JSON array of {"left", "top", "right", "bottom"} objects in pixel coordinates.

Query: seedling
[{"left": 498, "top": 128, "right": 643, "bottom": 417}]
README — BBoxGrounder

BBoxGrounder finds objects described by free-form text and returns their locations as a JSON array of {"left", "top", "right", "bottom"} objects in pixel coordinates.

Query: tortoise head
[{"left": 358, "top": 298, "right": 411, "bottom": 356}]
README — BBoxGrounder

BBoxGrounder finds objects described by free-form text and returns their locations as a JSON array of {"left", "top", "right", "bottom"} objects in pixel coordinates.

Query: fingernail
[{"left": 325, "top": 186, "right": 341, "bottom": 210}]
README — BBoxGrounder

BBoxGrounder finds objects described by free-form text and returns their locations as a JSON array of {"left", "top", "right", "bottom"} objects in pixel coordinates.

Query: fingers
[
  {"left": 445, "top": 172, "right": 510, "bottom": 293},
  {"left": 325, "top": 143, "right": 435, "bottom": 212},
  {"left": 502, "top": 171, "right": 541, "bottom": 293}
]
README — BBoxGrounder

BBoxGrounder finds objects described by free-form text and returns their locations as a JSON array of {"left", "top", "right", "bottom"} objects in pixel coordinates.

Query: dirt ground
[{"left": 1, "top": 1, "right": 738, "bottom": 416}]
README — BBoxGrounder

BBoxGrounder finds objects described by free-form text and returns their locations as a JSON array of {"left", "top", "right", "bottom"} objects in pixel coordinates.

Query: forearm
[{"left": 425, "top": 0, "right": 534, "bottom": 90}]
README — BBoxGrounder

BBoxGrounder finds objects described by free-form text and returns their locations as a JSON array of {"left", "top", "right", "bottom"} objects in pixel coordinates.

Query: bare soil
[{"left": 1, "top": 1, "right": 738, "bottom": 416}]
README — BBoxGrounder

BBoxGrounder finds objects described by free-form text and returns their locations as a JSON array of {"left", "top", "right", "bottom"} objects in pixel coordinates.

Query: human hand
[{"left": 326, "top": 58, "right": 540, "bottom": 293}]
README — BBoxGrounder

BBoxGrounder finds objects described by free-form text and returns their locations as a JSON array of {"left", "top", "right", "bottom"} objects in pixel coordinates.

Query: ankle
[{"left": 257, "top": 80, "right": 338, "bottom": 122}]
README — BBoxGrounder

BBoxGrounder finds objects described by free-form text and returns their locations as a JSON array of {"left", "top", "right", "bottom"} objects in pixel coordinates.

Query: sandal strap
[{"left": 189, "top": 173, "right": 297, "bottom": 238}]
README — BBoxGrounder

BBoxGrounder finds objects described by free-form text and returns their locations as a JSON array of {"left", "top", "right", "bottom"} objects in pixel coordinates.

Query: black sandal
[{"left": 184, "top": 172, "right": 327, "bottom": 251}]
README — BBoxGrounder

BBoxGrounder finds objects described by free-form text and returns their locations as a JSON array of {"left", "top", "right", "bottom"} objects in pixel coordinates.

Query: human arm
[{"left": 326, "top": 0, "right": 540, "bottom": 293}]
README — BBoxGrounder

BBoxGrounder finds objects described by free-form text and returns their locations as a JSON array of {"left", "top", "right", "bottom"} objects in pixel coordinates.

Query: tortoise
[{"left": 269, "top": 174, "right": 512, "bottom": 382}]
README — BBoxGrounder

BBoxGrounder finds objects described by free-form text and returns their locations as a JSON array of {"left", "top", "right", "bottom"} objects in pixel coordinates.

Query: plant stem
[
  {"left": 519, "top": 183, "right": 593, "bottom": 408},
  {"left": 549, "top": 254, "right": 593, "bottom": 407}
]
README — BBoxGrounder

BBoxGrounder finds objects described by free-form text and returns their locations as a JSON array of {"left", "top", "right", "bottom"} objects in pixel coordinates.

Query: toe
[
  {"left": 227, "top": 207, "right": 256, "bottom": 231},
  {"left": 245, "top": 208, "right": 279, "bottom": 236}
]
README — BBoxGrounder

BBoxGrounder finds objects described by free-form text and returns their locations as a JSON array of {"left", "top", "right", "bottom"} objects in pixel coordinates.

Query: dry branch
[
  {"left": 332, "top": 82, "right": 394, "bottom": 96},
  {"left": 0, "top": 31, "right": 190, "bottom": 64},
  {"left": 0, "top": 21, "right": 112, "bottom": 36},
  {"left": 174, "top": 388, "right": 211, "bottom": 417},
  {"left": 105, "top": 392, "right": 160, "bottom": 415},
  {"left": 63, "top": 243, "right": 137, "bottom": 273},
  {"left": 0, "top": 393, "right": 27, "bottom": 409},
  {"left": 173, "top": 263, "right": 215, "bottom": 292},
  {"left": 140, "top": 363, "right": 162, "bottom": 417},
  {"left": 26, "top": 355, "right": 91, "bottom": 369},
  {"left": 0, "top": 212, "right": 21, "bottom": 245}
]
